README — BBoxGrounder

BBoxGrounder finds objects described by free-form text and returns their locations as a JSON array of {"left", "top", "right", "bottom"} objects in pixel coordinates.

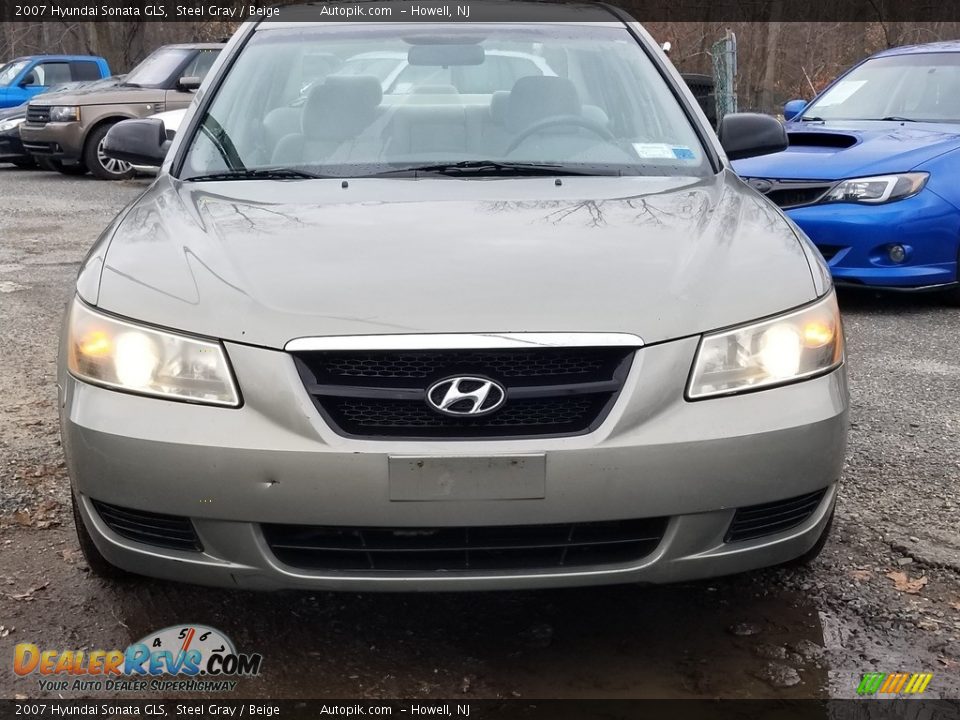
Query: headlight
[
  {"left": 0, "top": 117, "right": 24, "bottom": 133},
  {"left": 824, "top": 172, "right": 927, "bottom": 204},
  {"left": 66, "top": 299, "right": 240, "bottom": 407},
  {"left": 687, "top": 292, "right": 843, "bottom": 400},
  {"left": 49, "top": 106, "right": 80, "bottom": 122}
]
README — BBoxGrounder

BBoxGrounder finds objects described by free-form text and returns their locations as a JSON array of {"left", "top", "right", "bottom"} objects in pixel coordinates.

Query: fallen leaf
[
  {"left": 7, "top": 582, "right": 50, "bottom": 601},
  {"left": 886, "top": 571, "right": 928, "bottom": 595},
  {"left": 850, "top": 569, "right": 871, "bottom": 582},
  {"left": 949, "top": 600, "right": 960, "bottom": 611},
  {"left": 13, "top": 511, "right": 31, "bottom": 527}
]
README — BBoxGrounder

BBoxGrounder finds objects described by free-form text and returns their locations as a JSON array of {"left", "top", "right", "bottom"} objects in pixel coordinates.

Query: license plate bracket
[{"left": 388, "top": 455, "right": 546, "bottom": 502}]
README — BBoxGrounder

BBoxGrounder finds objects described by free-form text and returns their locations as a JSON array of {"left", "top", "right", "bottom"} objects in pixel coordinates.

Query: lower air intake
[
  {"left": 92, "top": 500, "right": 202, "bottom": 552},
  {"left": 263, "top": 518, "right": 668, "bottom": 573},
  {"left": 725, "top": 489, "right": 827, "bottom": 543}
]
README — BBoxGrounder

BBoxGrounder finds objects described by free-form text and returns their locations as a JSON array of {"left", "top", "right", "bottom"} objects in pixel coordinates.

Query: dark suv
[{"left": 20, "top": 43, "right": 222, "bottom": 180}]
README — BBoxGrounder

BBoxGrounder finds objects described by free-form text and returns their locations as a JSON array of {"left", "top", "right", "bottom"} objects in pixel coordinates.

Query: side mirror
[
  {"left": 178, "top": 76, "right": 202, "bottom": 91},
  {"left": 103, "top": 118, "right": 170, "bottom": 167},
  {"left": 19, "top": 75, "right": 37, "bottom": 88},
  {"left": 783, "top": 99, "right": 807, "bottom": 121},
  {"left": 718, "top": 113, "right": 788, "bottom": 161}
]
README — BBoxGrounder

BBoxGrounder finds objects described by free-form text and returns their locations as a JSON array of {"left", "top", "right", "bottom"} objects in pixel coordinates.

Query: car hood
[
  {"left": 29, "top": 85, "right": 165, "bottom": 106},
  {"left": 733, "top": 120, "right": 960, "bottom": 180},
  {"left": 92, "top": 171, "right": 817, "bottom": 349}
]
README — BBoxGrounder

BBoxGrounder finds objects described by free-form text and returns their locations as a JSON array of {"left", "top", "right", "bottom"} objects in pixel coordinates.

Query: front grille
[
  {"left": 748, "top": 178, "right": 834, "bottom": 209},
  {"left": 725, "top": 489, "right": 827, "bottom": 543},
  {"left": 293, "top": 347, "right": 635, "bottom": 439},
  {"left": 263, "top": 518, "right": 668, "bottom": 572},
  {"left": 92, "top": 500, "right": 201, "bottom": 552},
  {"left": 26, "top": 105, "right": 50, "bottom": 125}
]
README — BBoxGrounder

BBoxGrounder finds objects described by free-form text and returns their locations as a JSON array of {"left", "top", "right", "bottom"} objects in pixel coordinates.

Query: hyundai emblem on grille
[{"left": 426, "top": 376, "right": 507, "bottom": 417}]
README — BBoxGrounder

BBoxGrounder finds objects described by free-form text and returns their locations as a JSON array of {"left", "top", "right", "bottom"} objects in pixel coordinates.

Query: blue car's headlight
[{"left": 824, "top": 172, "right": 928, "bottom": 204}]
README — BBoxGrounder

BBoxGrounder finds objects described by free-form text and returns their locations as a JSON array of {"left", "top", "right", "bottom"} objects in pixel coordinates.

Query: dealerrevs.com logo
[{"left": 13, "top": 625, "right": 262, "bottom": 693}]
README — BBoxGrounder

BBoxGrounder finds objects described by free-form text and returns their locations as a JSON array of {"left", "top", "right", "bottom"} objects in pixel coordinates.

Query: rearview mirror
[
  {"left": 178, "top": 76, "right": 202, "bottom": 91},
  {"left": 718, "top": 113, "right": 788, "bottom": 161},
  {"left": 103, "top": 118, "right": 170, "bottom": 167},
  {"left": 783, "top": 99, "right": 807, "bottom": 121}
]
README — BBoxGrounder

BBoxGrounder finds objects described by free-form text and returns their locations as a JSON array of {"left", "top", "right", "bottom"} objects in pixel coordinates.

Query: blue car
[
  {"left": 0, "top": 55, "right": 110, "bottom": 109},
  {"left": 734, "top": 42, "right": 960, "bottom": 304}
]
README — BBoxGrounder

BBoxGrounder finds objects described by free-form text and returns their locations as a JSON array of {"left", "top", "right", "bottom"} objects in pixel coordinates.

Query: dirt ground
[{"left": 0, "top": 167, "right": 958, "bottom": 700}]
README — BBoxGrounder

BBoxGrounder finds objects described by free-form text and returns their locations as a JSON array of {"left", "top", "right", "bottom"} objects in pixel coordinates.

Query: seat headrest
[
  {"left": 490, "top": 90, "right": 510, "bottom": 125},
  {"left": 302, "top": 75, "right": 383, "bottom": 141},
  {"left": 506, "top": 76, "right": 580, "bottom": 132}
]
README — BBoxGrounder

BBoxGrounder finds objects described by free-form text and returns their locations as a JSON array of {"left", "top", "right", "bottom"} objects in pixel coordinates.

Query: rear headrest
[
  {"left": 303, "top": 75, "right": 383, "bottom": 141},
  {"left": 490, "top": 90, "right": 510, "bottom": 125},
  {"left": 506, "top": 76, "right": 580, "bottom": 131}
]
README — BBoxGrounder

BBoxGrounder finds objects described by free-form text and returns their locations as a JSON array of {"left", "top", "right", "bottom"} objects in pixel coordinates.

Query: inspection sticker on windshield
[{"left": 633, "top": 143, "right": 696, "bottom": 160}]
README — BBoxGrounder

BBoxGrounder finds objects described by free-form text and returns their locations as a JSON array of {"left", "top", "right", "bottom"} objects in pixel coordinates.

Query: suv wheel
[
  {"left": 85, "top": 124, "right": 135, "bottom": 180},
  {"left": 41, "top": 158, "right": 87, "bottom": 175}
]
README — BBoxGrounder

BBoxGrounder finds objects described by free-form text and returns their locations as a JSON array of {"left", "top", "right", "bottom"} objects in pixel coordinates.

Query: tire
[
  {"left": 784, "top": 508, "right": 834, "bottom": 568},
  {"left": 71, "top": 493, "right": 129, "bottom": 580},
  {"left": 84, "top": 123, "right": 135, "bottom": 180},
  {"left": 11, "top": 158, "right": 35, "bottom": 169}
]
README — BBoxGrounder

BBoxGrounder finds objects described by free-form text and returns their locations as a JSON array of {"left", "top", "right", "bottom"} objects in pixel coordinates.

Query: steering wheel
[{"left": 505, "top": 115, "right": 615, "bottom": 155}]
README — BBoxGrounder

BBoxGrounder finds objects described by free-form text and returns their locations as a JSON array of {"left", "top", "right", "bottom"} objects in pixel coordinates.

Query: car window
[
  {"left": 180, "top": 24, "right": 710, "bottom": 180},
  {"left": 0, "top": 60, "right": 28, "bottom": 86},
  {"left": 33, "top": 62, "right": 72, "bottom": 86},
  {"left": 808, "top": 53, "right": 960, "bottom": 122},
  {"left": 180, "top": 50, "right": 220, "bottom": 82},
  {"left": 70, "top": 61, "right": 103, "bottom": 82},
  {"left": 124, "top": 47, "right": 192, "bottom": 88}
]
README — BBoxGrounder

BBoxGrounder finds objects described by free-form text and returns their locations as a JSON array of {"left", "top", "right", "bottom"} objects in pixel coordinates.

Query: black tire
[
  {"left": 84, "top": 123, "right": 135, "bottom": 180},
  {"left": 11, "top": 158, "right": 36, "bottom": 169},
  {"left": 71, "top": 493, "right": 129, "bottom": 579},
  {"left": 784, "top": 508, "right": 834, "bottom": 568}
]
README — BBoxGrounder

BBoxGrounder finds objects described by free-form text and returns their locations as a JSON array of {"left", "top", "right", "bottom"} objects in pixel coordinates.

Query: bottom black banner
[{"left": 1, "top": 700, "right": 959, "bottom": 720}]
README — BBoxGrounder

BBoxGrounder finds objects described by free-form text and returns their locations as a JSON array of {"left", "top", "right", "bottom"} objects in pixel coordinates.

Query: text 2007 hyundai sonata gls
[{"left": 59, "top": 8, "right": 848, "bottom": 591}]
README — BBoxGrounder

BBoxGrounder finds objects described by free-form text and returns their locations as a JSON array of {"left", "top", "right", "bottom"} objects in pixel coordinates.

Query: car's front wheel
[
  {"left": 84, "top": 124, "right": 135, "bottom": 181},
  {"left": 71, "top": 494, "right": 129, "bottom": 579}
]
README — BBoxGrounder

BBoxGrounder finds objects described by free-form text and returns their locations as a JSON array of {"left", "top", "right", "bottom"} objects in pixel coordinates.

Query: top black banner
[{"left": 2, "top": 0, "right": 960, "bottom": 24}]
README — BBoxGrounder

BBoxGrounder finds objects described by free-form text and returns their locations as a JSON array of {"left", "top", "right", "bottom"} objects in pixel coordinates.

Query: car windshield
[
  {"left": 124, "top": 47, "right": 191, "bottom": 88},
  {"left": 0, "top": 60, "right": 28, "bottom": 86},
  {"left": 806, "top": 52, "right": 960, "bottom": 123},
  {"left": 179, "top": 24, "right": 709, "bottom": 180}
]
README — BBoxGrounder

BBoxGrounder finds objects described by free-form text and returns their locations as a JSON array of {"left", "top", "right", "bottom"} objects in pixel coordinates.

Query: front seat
[
  {"left": 272, "top": 75, "right": 383, "bottom": 166},
  {"left": 505, "top": 75, "right": 582, "bottom": 133}
]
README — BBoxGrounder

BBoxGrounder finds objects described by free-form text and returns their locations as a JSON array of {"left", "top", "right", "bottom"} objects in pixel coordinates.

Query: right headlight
[
  {"left": 66, "top": 298, "right": 240, "bottom": 407},
  {"left": 49, "top": 106, "right": 80, "bottom": 123},
  {"left": 687, "top": 292, "right": 843, "bottom": 400}
]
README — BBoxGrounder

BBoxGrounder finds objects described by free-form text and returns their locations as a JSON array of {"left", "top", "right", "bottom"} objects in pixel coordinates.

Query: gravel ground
[{"left": 0, "top": 166, "right": 958, "bottom": 700}]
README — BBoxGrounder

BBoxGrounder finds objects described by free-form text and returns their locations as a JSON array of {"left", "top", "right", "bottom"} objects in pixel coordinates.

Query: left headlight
[
  {"left": 687, "top": 291, "right": 843, "bottom": 400},
  {"left": 66, "top": 299, "right": 240, "bottom": 407},
  {"left": 824, "top": 172, "right": 927, "bottom": 204},
  {"left": 0, "top": 117, "right": 24, "bottom": 133},
  {"left": 49, "top": 106, "right": 80, "bottom": 122}
]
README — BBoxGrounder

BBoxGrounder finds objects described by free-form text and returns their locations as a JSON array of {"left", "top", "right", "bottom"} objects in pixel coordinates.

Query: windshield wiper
[
  {"left": 184, "top": 168, "right": 333, "bottom": 182},
  {"left": 799, "top": 115, "right": 824, "bottom": 122},
  {"left": 874, "top": 116, "right": 917, "bottom": 122},
  {"left": 367, "top": 160, "right": 620, "bottom": 178}
]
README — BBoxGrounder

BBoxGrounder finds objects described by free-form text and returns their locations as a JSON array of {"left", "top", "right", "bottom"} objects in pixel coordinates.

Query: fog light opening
[{"left": 888, "top": 244, "right": 907, "bottom": 263}]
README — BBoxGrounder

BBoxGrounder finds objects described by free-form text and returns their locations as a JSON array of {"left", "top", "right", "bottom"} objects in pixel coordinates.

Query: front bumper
[
  {"left": 61, "top": 336, "right": 848, "bottom": 591},
  {"left": 787, "top": 190, "right": 960, "bottom": 289},
  {"left": 20, "top": 121, "right": 84, "bottom": 161}
]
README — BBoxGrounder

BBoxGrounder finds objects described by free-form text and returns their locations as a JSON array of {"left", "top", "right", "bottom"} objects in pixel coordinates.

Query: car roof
[
  {"left": 8, "top": 55, "right": 107, "bottom": 62},
  {"left": 873, "top": 40, "right": 960, "bottom": 58}
]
